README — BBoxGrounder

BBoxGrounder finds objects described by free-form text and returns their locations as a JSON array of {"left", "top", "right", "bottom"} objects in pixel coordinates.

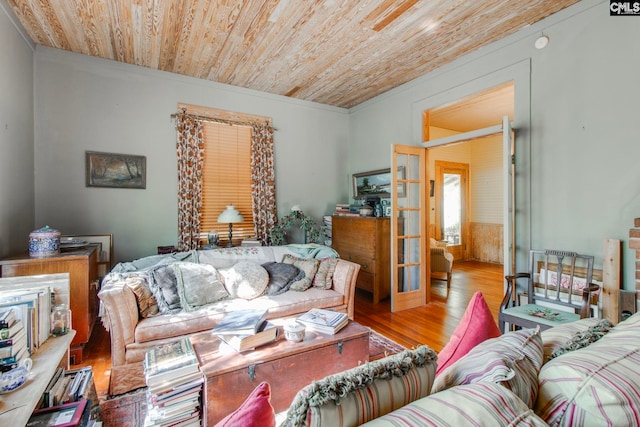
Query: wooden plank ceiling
[{"left": 7, "top": 0, "right": 579, "bottom": 108}]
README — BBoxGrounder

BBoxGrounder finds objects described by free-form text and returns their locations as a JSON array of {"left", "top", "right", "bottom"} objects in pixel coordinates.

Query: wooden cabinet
[
  {"left": 0, "top": 246, "right": 99, "bottom": 364},
  {"left": 332, "top": 216, "right": 390, "bottom": 303}
]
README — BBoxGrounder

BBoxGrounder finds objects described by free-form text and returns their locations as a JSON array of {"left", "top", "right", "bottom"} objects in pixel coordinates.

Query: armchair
[{"left": 430, "top": 238, "right": 454, "bottom": 288}]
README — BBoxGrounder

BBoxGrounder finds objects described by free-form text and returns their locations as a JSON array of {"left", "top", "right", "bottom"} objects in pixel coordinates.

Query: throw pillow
[
  {"left": 281, "top": 254, "right": 320, "bottom": 291},
  {"left": 436, "top": 291, "right": 501, "bottom": 376},
  {"left": 432, "top": 327, "right": 543, "bottom": 408},
  {"left": 214, "top": 381, "right": 276, "bottom": 427},
  {"left": 262, "top": 262, "right": 302, "bottom": 295},
  {"left": 282, "top": 345, "right": 438, "bottom": 427},
  {"left": 148, "top": 264, "right": 182, "bottom": 313},
  {"left": 312, "top": 257, "right": 338, "bottom": 289},
  {"left": 221, "top": 261, "right": 269, "bottom": 300},
  {"left": 535, "top": 318, "right": 640, "bottom": 426},
  {"left": 124, "top": 274, "right": 159, "bottom": 318},
  {"left": 360, "top": 382, "right": 548, "bottom": 427},
  {"left": 173, "top": 262, "right": 229, "bottom": 311}
]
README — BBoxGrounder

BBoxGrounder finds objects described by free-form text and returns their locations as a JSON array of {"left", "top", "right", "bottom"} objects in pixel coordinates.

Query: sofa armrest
[
  {"left": 98, "top": 274, "right": 140, "bottom": 367},
  {"left": 332, "top": 259, "right": 360, "bottom": 320}
]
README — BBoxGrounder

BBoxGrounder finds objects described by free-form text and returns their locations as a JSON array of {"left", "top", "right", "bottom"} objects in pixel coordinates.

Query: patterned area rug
[{"left": 99, "top": 330, "right": 405, "bottom": 426}]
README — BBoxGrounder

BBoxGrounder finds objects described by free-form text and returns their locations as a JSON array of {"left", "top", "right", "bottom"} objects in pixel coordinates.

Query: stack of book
[
  {"left": 322, "top": 215, "right": 333, "bottom": 246},
  {"left": 143, "top": 338, "right": 204, "bottom": 427},
  {"left": 333, "top": 203, "right": 358, "bottom": 216},
  {"left": 0, "top": 284, "right": 52, "bottom": 354},
  {"left": 297, "top": 308, "right": 349, "bottom": 335},
  {"left": 211, "top": 308, "right": 279, "bottom": 352},
  {"left": 241, "top": 236, "right": 262, "bottom": 247},
  {"left": 0, "top": 309, "right": 28, "bottom": 372}
]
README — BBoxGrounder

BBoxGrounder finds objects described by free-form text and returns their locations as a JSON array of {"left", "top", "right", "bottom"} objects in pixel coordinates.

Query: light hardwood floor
[{"left": 78, "top": 260, "right": 504, "bottom": 399}]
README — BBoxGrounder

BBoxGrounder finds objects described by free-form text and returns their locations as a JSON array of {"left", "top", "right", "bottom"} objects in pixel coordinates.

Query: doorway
[
  {"left": 434, "top": 161, "right": 469, "bottom": 261},
  {"left": 424, "top": 82, "right": 514, "bottom": 291}
]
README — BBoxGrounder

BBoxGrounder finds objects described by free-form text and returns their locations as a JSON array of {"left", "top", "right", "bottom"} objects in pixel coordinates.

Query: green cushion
[{"left": 502, "top": 303, "right": 581, "bottom": 327}]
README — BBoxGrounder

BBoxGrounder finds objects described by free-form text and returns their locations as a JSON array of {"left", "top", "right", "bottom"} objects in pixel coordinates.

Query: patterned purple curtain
[
  {"left": 176, "top": 113, "right": 205, "bottom": 251},
  {"left": 251, "top": 121, "right": 277, "bottom": 245}
]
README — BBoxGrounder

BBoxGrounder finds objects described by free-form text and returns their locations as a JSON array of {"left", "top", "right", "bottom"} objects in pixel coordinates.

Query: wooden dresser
[
  {"left": 0, "top": 245, "right": 99, "bottom": 364},
  {"left": 331, "top": 216, "right": 390, "bottom": 303}
]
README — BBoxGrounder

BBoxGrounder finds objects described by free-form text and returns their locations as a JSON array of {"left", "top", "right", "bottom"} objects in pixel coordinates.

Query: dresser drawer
[{"left": 347, "top": 254, "right": 375, "bottom": 274}]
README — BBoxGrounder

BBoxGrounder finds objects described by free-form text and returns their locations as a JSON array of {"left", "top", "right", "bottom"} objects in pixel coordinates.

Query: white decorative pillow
[
  {"left": 173, "top": 262, "right": 229, "bottom": 311},
  {"left": 221, "top": 261, "right": 269, "bottom": 300},
  {"left": 432, "top": 327, "right": 543, "bottom": 408},
  {"left": 362, "top": 383, "right": 548, "bottom": 427}
]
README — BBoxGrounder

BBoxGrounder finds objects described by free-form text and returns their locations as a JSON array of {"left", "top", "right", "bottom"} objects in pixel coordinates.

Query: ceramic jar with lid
[{"left": 28, "top": 225, "right": 61, "bottom": 257}]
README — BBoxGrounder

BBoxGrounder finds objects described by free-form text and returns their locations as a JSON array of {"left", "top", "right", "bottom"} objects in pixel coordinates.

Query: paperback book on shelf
[
  {"left": 0, "top": 308, "right": 16, "bottom": 330},
  {"left": 297, "top": 308, "right": 348, "bottom": 335},
  {"left": 211, "top": 308, "right": 269, "bottom": 336},
  {"left": 144, "top": 338, "right": 200, "bottom": 388},
  {"left": 218, "top": 321, "right": 279, "bottom": 352}
]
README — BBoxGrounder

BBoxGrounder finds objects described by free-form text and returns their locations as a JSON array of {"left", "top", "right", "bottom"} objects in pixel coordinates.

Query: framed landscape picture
[
  {"left": 352, "top": 167, "right": 406, "bottom": 199},
  {"left": 85, "top": 151, "right": 146, "bottom": 189},
  {"left": 353, "top": 168, "right": 392, "bottom": 199}
]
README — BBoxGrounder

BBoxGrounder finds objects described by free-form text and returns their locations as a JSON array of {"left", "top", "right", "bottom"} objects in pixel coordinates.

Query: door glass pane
[{"left": 443, "top": 173, "right": 461, "bottom": 245}]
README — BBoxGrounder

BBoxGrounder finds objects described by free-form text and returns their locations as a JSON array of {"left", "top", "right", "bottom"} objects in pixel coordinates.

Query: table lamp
[{"left": 217, "top": 205, "right": 244, "bottom": 247}]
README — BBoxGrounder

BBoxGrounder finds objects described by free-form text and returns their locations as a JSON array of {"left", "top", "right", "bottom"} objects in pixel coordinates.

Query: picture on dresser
[{"left": 85, "top": 151, "right": 146, "bottom": 189}]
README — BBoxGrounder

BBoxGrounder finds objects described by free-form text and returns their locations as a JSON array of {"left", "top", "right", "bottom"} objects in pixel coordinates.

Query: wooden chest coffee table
[{"left": 191, "top": 320, "right": 370, "bottom": 424}]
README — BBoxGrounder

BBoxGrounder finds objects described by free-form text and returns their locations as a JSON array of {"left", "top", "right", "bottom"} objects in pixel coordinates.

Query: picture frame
[
  {"left": 27, "top": 399, "right": 88, "bottom": 427},
  {"left": 85, "top": 151, "right": 146, "bottom": 189},
  {"left": 352, "top": 167, "right": 406, "bottom": 199}
]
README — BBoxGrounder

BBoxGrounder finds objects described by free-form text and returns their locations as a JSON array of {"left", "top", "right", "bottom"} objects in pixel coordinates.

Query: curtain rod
[{"left": 170, "top": 108, "right": 276, "bottom": 130}]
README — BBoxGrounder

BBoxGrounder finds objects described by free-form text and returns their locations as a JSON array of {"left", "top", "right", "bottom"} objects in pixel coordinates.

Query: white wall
[
  {"left": 33, "top": 47, "right": 350, "bottom": 262},
  {"left": 349, "top": 0, "right": 640, "bottom": 289},
  {"left": 0, "top": 2, "right": 34, "bottom": 257}
]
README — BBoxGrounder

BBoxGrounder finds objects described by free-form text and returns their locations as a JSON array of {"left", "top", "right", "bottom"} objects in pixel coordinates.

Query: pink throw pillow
[
  {"left": 436, "top": 291, "right": 501, "bottom": 376},
  {"left": 215, "top": 381, "right": 276, "bottom": 427}
]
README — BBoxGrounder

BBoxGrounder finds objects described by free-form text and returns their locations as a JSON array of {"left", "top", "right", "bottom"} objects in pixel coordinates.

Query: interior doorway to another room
[{"left": 423, "top": 81, "right": 514, "bottom": 291}]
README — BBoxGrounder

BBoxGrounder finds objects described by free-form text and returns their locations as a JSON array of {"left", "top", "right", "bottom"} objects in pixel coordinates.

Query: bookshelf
[{"left": 0, "top": 330, "right": 75, "bottom": 425}]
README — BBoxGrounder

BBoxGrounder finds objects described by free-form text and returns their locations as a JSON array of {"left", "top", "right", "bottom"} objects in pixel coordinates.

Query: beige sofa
[
  {"left": 98, "top": 244, "right": 360, "bottom": 395},
  {"left": 280, "top": 315, "right": 640, "bottom": 426}
]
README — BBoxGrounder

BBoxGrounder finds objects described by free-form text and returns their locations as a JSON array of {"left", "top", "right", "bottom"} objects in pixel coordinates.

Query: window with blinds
[{"left": 200, "top": 121, "right": 255, "bottom": 246}]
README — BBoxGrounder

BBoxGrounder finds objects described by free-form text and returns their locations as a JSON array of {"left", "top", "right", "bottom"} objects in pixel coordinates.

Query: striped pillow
[
  {"left": 432, "top": 327, "right": 543, "bottom": 408},
  {"left": 535, "top": 315, "right": 640, "bottom": 426},
  {"left": 281, "top": 345, "right": 437, "bottom": 427},
  {"left": 362, "top": 383, "right": 548, "bottom": 427}
]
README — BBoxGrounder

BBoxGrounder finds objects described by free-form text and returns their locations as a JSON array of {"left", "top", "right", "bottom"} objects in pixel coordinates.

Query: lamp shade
[{"left": 217, "top": 205, "right": 244, "bottom": 223}]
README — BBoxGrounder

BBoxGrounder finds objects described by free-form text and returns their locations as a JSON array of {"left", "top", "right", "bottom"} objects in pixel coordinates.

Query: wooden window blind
[{"left": 200, "top": 121, "right": 254, "bottom": 246}]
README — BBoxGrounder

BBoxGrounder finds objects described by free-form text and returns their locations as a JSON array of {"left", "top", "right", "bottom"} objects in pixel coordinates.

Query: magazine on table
[
  {"left": 218, "top": 321, "right": 280, "bottom": 352},
  {"left": 211, "top": 308, "right": 269, "bottom": 336},
  {"left": 297, "top": 308, "right": 348, "bottom": 334}
]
